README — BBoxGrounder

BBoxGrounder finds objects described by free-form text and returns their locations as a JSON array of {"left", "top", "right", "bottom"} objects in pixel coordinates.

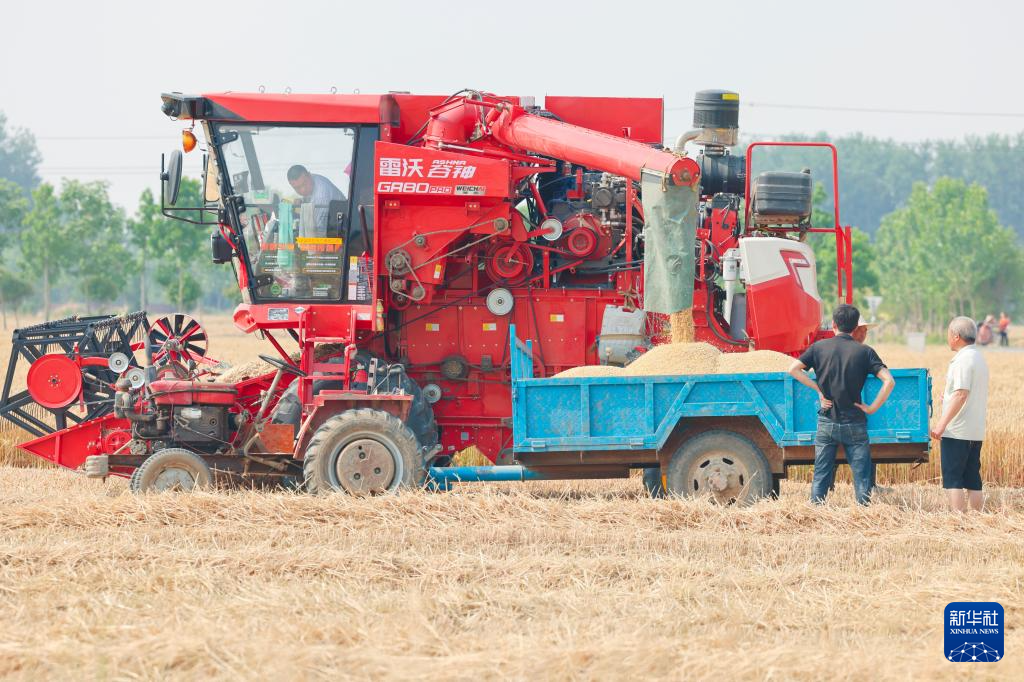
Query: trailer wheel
[
  {"left": 641, "top": 467, "right": 665, "bottom": 498},
  {"left": 303, "top": 409, "right": 424, "bottom": 495},
  {"left": 130, "top": 448, "right": 213, "bottom": 494},
  {"left": 665, "top": 430, "right": 772, "bottom": 505}
]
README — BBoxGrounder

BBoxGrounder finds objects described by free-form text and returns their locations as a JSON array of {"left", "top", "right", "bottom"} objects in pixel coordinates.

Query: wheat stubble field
[{"left": 1, "top": 317, "right": 1023, "bottom": 679}]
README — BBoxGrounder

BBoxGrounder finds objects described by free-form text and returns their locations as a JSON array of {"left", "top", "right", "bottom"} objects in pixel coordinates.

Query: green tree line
[
  {"left": 0, "top": 113, "right": 237, "bottom": 327},
  {"left": 805, "top": 176, "right": 1022, "bottom": 332},
  {"left": 750, "top": 132, "right": 1024, "bottom": 239},
  {"left": 0, "top": 110, "right": 1021, "bottom": 332}
]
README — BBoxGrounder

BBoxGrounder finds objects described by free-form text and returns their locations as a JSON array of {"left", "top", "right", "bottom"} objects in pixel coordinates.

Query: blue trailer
[{"left": 430, "top": 326, "right": 932, "bottom": 502}]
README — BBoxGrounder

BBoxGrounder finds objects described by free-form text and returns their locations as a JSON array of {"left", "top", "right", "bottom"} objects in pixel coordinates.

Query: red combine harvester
[{"left": 0, "top": 88, "right": 854, "bottom": 493}]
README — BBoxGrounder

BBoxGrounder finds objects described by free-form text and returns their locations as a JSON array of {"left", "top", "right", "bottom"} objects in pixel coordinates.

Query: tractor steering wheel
[{"left": 258, "top": 354, "right": 307, "bottom": 377}]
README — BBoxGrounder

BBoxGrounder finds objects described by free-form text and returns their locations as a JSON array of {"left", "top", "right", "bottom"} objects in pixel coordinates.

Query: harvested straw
[
  {"left": 1, "top": 467, "right": 1023, "bottom": 680},
  {"left": 215, "top": 358, "right": 276, "bottom": 384},
  {"left": 213, "top": 343, "right": 346, "bottom": 384}
]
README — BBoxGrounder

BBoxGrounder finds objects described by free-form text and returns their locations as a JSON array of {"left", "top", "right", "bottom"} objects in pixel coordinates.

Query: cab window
[{"left": 216, "top": 124, "right": 358, "bottom": 302}]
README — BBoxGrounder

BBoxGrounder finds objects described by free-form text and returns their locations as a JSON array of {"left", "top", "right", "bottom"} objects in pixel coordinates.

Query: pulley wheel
[
  {"left": 385, "top": 248, "right": 412, "bottom": 275},
  {"left": 149, "top": 314, "right": 208, "bottom": 364},
  {"left": 125, "top": 367, "right": 146, "bottom": 389},
  {"left": 540, "top": 218, "right": 563, "bottom": 241},
  {"left": 485, "top": 242, "right": 534, "bottom": 285},
  {"left": 103, "top": 429, "right": 133, "bottom": 453},
  {"left": 107, "top": 352, "right": 130, "bottom": 373},
  {"left": 390, "top": 290, "right": 413, "bottom": 310},
  {"left": 440, "top": 355, "right": 470, "bottom": 380},
  {"left": 27, "top": 354, "right": 82, "bottom": 409},
  {"left": 486, "top": 288, "right": 514, "bottom": 316},
  {"left": 422, "top": 383, "right": 442, "bottom": 404}
]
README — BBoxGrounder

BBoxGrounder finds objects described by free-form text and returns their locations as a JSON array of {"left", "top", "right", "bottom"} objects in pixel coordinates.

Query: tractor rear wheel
[
  {"left": 664, "top": 430, "right": 772, "bottom": 506},
  {"left": 130, "top": 448, "right": 213, "bottom": 494},
  {"left": 303, "top": 409, "right": 425, "bottom": 495}
]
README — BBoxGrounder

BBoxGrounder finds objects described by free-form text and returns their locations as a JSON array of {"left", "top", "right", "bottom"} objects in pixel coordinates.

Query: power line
[
  {"left": 666, "top": 101, "right": 1024, "bottom": 118},
  {"left": 35, "top": 135, "right": 168, "bottom": 141}
]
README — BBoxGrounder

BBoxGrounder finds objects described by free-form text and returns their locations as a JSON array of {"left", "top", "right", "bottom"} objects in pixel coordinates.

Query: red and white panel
[{"left": 739, "top": 237, "right": 822, "bottom": 354}]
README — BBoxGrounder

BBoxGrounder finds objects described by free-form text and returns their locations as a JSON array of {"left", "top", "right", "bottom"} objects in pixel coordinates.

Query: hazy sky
[{"left": 2, "top": 0, "right": 1022, "bottom": 210}]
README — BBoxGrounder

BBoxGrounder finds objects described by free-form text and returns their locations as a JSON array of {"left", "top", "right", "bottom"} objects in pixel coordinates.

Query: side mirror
[
  {"left": 162, "top": 149, "right": 183, "bottom": 206},
  {"left": 210, "top": 230, "right": 233, "bottom": 264}
]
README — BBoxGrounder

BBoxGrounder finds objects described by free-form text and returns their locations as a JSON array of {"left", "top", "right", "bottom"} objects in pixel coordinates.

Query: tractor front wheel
[
  {"left": 130, "top": 448, "right": 213, "bottom": 494},
  {"left": 303, "top": 409, "right": 425, "bottom": 495}
]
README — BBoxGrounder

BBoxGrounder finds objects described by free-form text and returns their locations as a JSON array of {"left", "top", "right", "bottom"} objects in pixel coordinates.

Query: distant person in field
[
  {"left": 286, "top": 164, "right": 345, "bottom": 238},
  {"left": 788, "top": 304, "right": 895, "bottom": 505},
  {"left": 998, "top": 311, "right": 1010, "bottom": 347},
  {"left": 930, "top": 316, "right": 990, "bottom": 512},
  {"left": 977, "top": 315, "right": 995, "bottom": 346}
]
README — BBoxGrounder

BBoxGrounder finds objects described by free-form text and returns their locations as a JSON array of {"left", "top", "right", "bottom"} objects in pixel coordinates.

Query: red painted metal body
[{"left": 484, "top": 104, "right": 697, "bottom": 184}]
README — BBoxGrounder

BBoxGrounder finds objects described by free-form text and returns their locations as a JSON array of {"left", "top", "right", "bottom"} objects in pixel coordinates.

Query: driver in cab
[{"left": 287, "top": 164, "right": 346, "bottom": 238}]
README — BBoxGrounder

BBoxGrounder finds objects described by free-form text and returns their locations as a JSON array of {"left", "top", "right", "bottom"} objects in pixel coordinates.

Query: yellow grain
[
  {"left": 553, "top": 365, "right": 625, "bottom": 378},
  {"left": 669, "top": 308, "right": 694, "bottom": 343},
  {"left": 717, "top": 349, "right": 795, "bottom": 373}
]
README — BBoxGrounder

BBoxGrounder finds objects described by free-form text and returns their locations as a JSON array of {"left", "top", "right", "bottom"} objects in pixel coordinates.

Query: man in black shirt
[{"left": 788, "top": 304, "right": 896, "bottom": 505}]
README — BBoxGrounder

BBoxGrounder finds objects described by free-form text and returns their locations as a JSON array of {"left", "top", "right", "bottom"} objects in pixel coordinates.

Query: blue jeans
[{"left": 811, "top": 416, "right": 873, "bottom": 505}]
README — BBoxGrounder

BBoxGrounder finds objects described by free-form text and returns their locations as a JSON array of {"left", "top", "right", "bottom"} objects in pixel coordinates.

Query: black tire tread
[
  {"left": 129, "top": 463, "right": 145, "bottom": 493},
  {"left": 303, "top": 408, "right": 424, "bottom": 495},
  {"left": 131, "top": 448, "right": 213, "bottom": 494}
]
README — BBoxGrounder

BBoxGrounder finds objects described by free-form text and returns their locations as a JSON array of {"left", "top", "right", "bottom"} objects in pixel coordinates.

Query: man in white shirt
[{"left": 929, "top": 316, "right": 990, "bottom": 512}]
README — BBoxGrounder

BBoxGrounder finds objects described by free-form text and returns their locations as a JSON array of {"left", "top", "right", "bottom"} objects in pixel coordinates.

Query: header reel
[
  {"left": 0, "top": 312, "right": 214, "bottom": 438},
  {"left": 0, "top": 313, "right": 150, "bottom": 436}
]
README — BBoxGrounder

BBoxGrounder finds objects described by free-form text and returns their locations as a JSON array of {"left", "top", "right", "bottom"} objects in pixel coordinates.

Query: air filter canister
[{"left": 693, "top": 89, "right": 739, "bottom": 147}]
